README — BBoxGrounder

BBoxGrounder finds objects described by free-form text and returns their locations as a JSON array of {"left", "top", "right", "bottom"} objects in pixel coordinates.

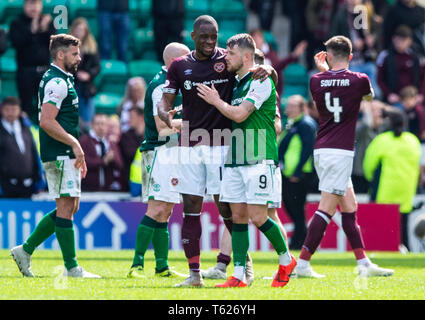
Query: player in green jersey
[
  {"left": 197, "top": 33, "right": 296, "bottom": 288},
  {"left": 10, "top": 34, "right": 99, "bottom": 278},
  {"left": 127, "top": 42, "right": 190, "bottom": 279}
]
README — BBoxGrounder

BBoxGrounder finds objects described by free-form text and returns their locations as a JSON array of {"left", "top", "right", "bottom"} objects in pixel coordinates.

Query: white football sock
[
  {"left": 297, "top": 258, "right": 310, "bottom": 269},
  {"left": 233, "top": 266, "right": 246, "bottom": 282},
  {"left": 278, "top": 251, "right": 292, "bottom": 266},
  {"left": 357, "top": 257, "right": 372, "bottom": 267}
]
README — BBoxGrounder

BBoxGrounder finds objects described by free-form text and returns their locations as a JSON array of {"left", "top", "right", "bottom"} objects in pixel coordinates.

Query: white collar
[
  {"left": 2, "top": 118, "right": 21, "bottom": 134},
  {"left": 89, "top": 129, "right": 108, "bottom": 145}
]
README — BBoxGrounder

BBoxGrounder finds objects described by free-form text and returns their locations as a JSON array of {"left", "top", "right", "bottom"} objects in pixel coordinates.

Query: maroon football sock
[
  {"left": 182, "top": 214, "right": 202, "bottom": 272},
  {"left": 299, "top": 210, "right": 333, "bottom": 261},
  {"left": 217, "top": 252, "right": 231, "bottom": 266},
  {"left": 341, "top": 211, "right": 366, "bottom": 259}
]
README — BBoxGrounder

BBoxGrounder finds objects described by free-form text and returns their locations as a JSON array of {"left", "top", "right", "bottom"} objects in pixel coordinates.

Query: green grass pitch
[{"left": 1, "top": 250, "right": 424, "bottom": 300}]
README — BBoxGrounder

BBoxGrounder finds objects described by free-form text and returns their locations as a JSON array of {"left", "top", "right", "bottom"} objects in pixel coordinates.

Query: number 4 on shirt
[{"left": 325, "top": 92, "right": 343, "bottom": 123}]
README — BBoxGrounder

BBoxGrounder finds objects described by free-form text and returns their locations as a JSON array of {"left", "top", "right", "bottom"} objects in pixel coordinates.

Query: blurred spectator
[
  {"left": 107, "top": 114, "right": 122, "bottom": 145},
  {"left": 119, "top": 107, "right": 145, "bottom": 192},
  {"left": 366, "top": 0, "right": 391, "bottom": 52},
  {"left": 249, "top": 0, "right": 276, "bottom": 31},
  {"left": 69, "top": 18, "right": 101, "bottom": 127},
  {"left": 278, "top": 95, "right": 317, "bottom": 249},
  {"left": 0, "top": 97, "right": 43, "bottom": 198},
  {"left": 98, "top": 0, "right": 130, "bottom": 62},
  {"left": 330, "top": 0, "right": 380, "bottom": 98},
  {"left": 377, "top": 25, "right": 425, "bottom": 104},
  {"left": 382, "top": 0, "right": 425, "bottom": 55},
  {"left": 305, "top": 0, "right": 342, "bottom": 71},
  {"left": 250, "top": 28, "right": 307, "bottom": 95},
  {"left": 79, "top": 113, "right": 124, "bottom": 191},
  {"left": 9, "top": 0, "right": 56, "bottom": 124},
  {"left": 152, "top": 0, "right": 184, "bottom": 61},
  {"left": 396, "top": 86, "right": 425, "bottom": 193},
  {"left": 117, "top": 77, "right": 146, "bottom": 132},
  {"left": 363, "top": 109, "right": 421, "bottom": 251},
  {"left": 352, "top": 100, "right": 387, "bottom": 193},
  {"left": 395, "top": 86, "right": 425, "bottom": 141}
]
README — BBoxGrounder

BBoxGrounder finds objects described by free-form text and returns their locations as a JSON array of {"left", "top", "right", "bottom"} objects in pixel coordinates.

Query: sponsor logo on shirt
[{"left": 184, "top": 69, "right": 193, "bottom": 75}]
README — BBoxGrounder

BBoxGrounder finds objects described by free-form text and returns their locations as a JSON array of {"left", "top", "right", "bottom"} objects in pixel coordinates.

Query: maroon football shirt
[
  {"left": 164, "top": 47, "right": 235, "bottom": 146},
  {"left": 310, "top": 69, "right": 371, "bottom": 151}
]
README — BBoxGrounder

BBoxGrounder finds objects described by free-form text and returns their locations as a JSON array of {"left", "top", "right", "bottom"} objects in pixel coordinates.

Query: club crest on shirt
[{"left": 214, "top": 62, "right": 225, "bottom": 73}]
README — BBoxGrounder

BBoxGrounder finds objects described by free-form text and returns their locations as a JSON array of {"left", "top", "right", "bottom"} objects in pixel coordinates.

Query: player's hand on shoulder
[
  {"left": 314, "top": 51, "right": 329, "bottom": 73},
  {"left": 250, "top": 65, "right": 272, "bottom": 82}
]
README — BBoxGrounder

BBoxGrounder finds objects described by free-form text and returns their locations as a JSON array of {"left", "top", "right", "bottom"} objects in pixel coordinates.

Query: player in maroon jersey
[
  {"left": 294, "top": 36, "right": 394, "bottom": 278},
  {"left": 157, "top": 15, "right": 276, "bottom": 287}
]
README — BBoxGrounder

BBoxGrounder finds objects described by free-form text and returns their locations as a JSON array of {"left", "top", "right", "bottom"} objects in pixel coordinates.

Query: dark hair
[
  {"left": 227, "top": 33, "right": 256, "bottom": 54},
  {"left": 193, "top": 15, "right": 218, "bottom": 32},
  {"left": 393, "top": 25, "right": 412, "bottom": 39},
  {"left": 324, "top": 35, "right": 352, "bottom": 60},
  {"left": 1, "top": 96, "right": 21, "bottom": 108},
  {"left": 49, "top": 34, "right": 80, "bottom": 59},
  {"left": 254, "top": 48, "right": 265, "bottom": 65},
  {"left": 387, "top": 109, "right": 407, "bottom": 137}
]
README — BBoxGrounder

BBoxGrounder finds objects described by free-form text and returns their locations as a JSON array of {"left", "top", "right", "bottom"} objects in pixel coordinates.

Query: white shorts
[
  {"left": 219, "top": 162, "right": 282, "bottom": 205},
  {"left": 43, "top": 156, "right": 81, "bottom": 199},
  {"left": 314, "top": 149, "right": 354, "bottom": 196},
  {"left": 141, "top": 145, "right": 181, "bottom": 204},
  {"left": 169, "top": 145, "right": 229, "bottom": 196}
]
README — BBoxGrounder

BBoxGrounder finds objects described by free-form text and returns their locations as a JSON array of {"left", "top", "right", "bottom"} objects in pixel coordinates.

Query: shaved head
[{"left": 163, "top": 42, "right": 191, "bottom": 68}]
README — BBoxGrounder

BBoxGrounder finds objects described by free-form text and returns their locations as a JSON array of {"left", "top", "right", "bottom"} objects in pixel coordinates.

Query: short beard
[
  {"left": 228, "top": 60, "right": 244, "bottom": 73},
  {"left": 64, "top": 62, "right": 78, "bottom": 74}
]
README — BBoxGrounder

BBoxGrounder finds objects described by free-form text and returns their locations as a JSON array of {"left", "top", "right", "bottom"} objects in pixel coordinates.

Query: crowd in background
[{"left": 0, "top": 0, "right": 424, "bottom": 219}]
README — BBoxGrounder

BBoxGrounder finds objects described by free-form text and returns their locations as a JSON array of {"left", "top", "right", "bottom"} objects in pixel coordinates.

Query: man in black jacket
[
  {"left": 278, "top": 95, "right": 317, "bottom": 249},
  {"left": 382, "top": 0, "right": 425, "bottom": 54},
  {"left": 153, "top": 0, "right": 184, "bottom": 61},
  {"left": 98, "top": 0, "right": 130, "bottom": 62},
  {"left": 0, "top": 97, "right": 42, "bottom": 198},
  {"left": 9, "top": 0, "right": 56, "bottom": 125}
]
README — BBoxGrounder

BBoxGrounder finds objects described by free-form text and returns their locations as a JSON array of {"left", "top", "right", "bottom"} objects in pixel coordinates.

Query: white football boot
[
  {"left": 294, "top": 265, "right": 325, "bottom": 278},
  {"left": 10, "top": 245, "right": 35, "bottom": 277},
  {"left": 358, "top": 263, "right": 394, "bottom": 277},
  {"left": 174, "top": 274, "right": 205, "bottom": 287},
  {"left": 64, "top": 266, "right": 101, "bottom": 278},
  {"left": 201, "top": 266, "right": 227, "bottom": 280}
]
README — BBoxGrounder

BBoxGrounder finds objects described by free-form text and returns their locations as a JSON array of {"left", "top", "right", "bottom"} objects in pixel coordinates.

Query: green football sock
[
  {"left": 131, "top": 215, "right": 157, "bottom": 268},
  {"left": 23, "top": 209, "right": 57, "bottom": 255},
  {"left": 55, "top": 217, "right": 78, "bottom": 270},
  {"left": 152, "top": 222, "right": 170, "bottom": 272},
  {"left": 232, "top": 223, "right": 250, "bottom": 269},
  {"left": 258, "top": 218, "right": 288, "bottom": 255}
]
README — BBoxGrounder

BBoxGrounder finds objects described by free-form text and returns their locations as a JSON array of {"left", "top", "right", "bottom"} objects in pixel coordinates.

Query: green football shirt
[
  {"left": 38, "top": 63, "right": 79, "bottom": 162},
  {"left": 226, "top": 72, "right": 278, "bottom": 167},
  {"left": 140, "top": 66, "right": 182, "bottom": 151}
]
